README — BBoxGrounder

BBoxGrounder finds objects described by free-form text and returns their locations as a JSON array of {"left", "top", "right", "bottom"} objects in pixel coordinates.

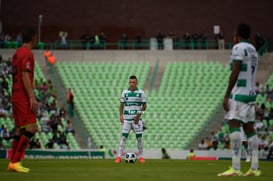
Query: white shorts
[
  {"left": 226, "top": 99, "right": 255, "bottom": 123},
  {"left": 122, "top": 120, "right": 143, "bottom": 135}
]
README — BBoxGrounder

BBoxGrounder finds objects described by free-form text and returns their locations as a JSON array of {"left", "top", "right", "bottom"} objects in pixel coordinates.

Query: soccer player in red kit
[{"left": 8, "top": 28, "right": 39, "bottom": 173}]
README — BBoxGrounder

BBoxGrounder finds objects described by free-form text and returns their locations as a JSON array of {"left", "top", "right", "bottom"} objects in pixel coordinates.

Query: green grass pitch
[{"left": 0, "top": 159, "right": 272, "bottom": 181}]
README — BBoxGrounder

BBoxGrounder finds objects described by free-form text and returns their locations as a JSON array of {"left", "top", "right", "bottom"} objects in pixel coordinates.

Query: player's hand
[
  {"left": 119, "top": 115, "right": 124, "bottom": 123},
  {"left": 134, "top": 116, "right": 139, "bottom": 125},
  {"left": 223, "top": 97, "right": 229, "bottom": 112},
  {"left": 30, "top": 97, "right": 39, "bottom": 113}
]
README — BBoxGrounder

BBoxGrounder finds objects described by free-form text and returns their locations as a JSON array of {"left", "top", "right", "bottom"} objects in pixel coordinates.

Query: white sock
[
  {"left": 117, "top": 136, "right": 127, "bottom": 157},
  {"left": 229, "top": 130, "right": 242, "bottom": 170},
  {"left": 137, "top": 137, "right": 143, "bottom": 157},
  {"left": 248, "top": 134, "right": 259, "bottom": 170}
]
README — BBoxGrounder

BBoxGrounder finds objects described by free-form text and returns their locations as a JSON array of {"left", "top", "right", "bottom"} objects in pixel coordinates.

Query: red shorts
[{"left": 12, "top": 101, "right": 37, "bottom": 128}]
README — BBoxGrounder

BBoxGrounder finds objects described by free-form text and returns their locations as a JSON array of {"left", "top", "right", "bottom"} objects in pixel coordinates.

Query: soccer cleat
[
  {"left": 243, "top": 169, "right": 261, "bottom": 176},
  {"left": 8, "top": 162, "right": 30, "bottom": 173},
  {"left": 115, "top": 157, "right": 121, "bottom": 163},
  {"left": 139, "top": 157, "right": 145, "bottom": 163},
  {"left": 217, "top": 167, "right": 242, "bottom": 176},
  {"left": 7, "top": 162, "right": 13, "bottom": 171}
]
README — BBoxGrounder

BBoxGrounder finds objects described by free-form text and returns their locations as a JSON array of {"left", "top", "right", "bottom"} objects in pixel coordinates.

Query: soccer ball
[{"left": 125, "top": 152, "right": 137, "bottom": 163}]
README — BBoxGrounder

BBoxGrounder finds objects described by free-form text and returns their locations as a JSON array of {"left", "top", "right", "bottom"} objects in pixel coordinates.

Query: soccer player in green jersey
[
  {"left": 218, "top": 24, "right": 261, "bottom": 176},
  {"left": 115, "top": 75, "right": 147, "bottom": 163}
]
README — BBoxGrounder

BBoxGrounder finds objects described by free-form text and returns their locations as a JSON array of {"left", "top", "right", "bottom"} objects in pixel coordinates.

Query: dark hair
[
  {"left": 237, "top": 24, "right": 251, "bottom": 39},
  {"left": 129, "top": 75, "right": 137, "bottom": 81},
  {"left": 22, "top": 28, "right": 36, "bottom": 43}
]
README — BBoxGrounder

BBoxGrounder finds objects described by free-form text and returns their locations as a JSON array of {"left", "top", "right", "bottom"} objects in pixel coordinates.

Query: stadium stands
[
  {"left": 0, "top": 57, "right": 79, "bottom": 150},
  {"left": 56, "top": 62, "right": 229, "bottom": 150}
]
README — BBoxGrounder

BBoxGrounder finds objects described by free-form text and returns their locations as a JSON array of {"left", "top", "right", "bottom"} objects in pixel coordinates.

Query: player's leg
[
  {"left": 9, "top": 102, "right": 38, "bottom": 173},
  {"left": 243, "top": 109, "right": 261, "bottom": 176},
  {"left": 241, "top": 126, "right": 250, "bottom": 162},
  {"left": 12, "top": 125, "right": 37, "bottom": 163},
  {"left": 133, "top": 120, "right": 144, "bottom": 162},
  {"left": 10, "top": 128, "right": 21, "bottom": 161},
  {"left": 8, "top": 127, "right": 21, "bottom": 171},
  {"left": 115, "top": 121, "right": 131, "bottom": 163},
  {"left": 10, "top": 124, "right": 37, "bottom": 172},
  {"left": 10, "top": 103, "right": 21, "bottom": 163},
  {"left": 218, "top": 100, "right": 242, "bottom": 176}
]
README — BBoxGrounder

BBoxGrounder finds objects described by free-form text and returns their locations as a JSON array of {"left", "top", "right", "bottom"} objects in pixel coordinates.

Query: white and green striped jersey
[
  {"left": 120, "top": 88, "right": 146, "bottom": 121},
  {"left": 230, "top": 41, "right": 259, "bottom": 103}
]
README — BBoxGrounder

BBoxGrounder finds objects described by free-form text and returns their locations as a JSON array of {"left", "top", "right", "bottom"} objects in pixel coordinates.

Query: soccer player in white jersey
[
  {"left": 115, "top": 75, "right": 147, "bottom": 163},
  {"left": 218, "top": 24, "right": 261, "bottom": 176}
]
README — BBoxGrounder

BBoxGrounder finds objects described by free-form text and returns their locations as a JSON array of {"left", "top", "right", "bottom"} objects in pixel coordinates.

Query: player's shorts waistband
[{"left": 124, "top": 119, "right": 143, "bottom": 121}]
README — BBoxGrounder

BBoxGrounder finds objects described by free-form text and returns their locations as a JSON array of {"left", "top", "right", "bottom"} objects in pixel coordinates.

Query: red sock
[
  {"left": 10, "top": 135, "right": 20, "bottom": 161},
  {"left": 12, "top": 131, "right": 33, "bottom": 163}
]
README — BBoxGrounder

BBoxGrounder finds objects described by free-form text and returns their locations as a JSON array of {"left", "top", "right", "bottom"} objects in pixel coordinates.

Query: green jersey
[{"left": 120, "top": 88, "right": 146, "bottom": 121}]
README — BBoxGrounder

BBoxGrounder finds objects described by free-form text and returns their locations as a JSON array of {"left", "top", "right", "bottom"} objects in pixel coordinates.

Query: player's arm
[
  {"left": 22, "top": 71, "right": 38, "bottom": 113},
  {"left": 223, "top": 61, "right": 241, "bottom": 111},
  {"left": 133, "top": 102, "right": 146, "bottom": 124},
  {"left": 119, "top": 102, "right": 124, "bottom": 123}
]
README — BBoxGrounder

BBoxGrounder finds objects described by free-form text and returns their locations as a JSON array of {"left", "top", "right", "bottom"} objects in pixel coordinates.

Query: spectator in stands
[
  {"left": 201, "top": 33, "right": 209, "bottom": 49},
  {"left": 99, "top": 32, "right": 106, "bottom": 49},
  {"left": 0, "top": 105, "right": 8, "bottom": 118},
  {"left": 254, "top": 119, "right": 264, "bottom": 131},
  {"left": 29, "top": 138, "right": 41, "bottom": 149},
  {"left": 223, "top": 135, "right": 230, "bottom": 149},
  {"left": 211, "top": 136, "right": 219, "bottom": 150},
  {"left": 156, "top": 32, "right": 164, "bottom": 50},
  {"left": 198, "top": 139, "right": 207, "bottom": 150},
  {"left": 59, "top": 105, "right": 66, "bottom": 118},
  {"left": 4, "top": 33, "right": 11, "bottom": 48},
  {"left": 2, "top": 126, "right": 10, "bottom": 140},
  {"left": 183, "top": 32, "right": 191, "bottom": 49},
  {"left": 65, "top": 120, "right": 75, "bottom": 135},
  {"left": 161, "top": 148, "right": 170, "bottom": 159},
  {"left": 204, "top": 137, "right": 211, "bottom": 149},
  {"left": 66, "top": 88, "right": 74, "bottom": 116},
  {"left": 186, "top": 149, "right": 196, "bottom": 160},
  {"left": 16, "top": 33, "right": 23, "bottom": 47},
  {"left": 258, "top": 135, "right": 269, "bottom": 150},
  {"left": 255, "top": 82, "right": 263, "bottom": 94},
  {"left": 45, "top": 139, "right": 54, "bottom": 149},
  {"left": 191, "top": 33, "right": 199, "bottom": 49},
  {"left": 0, "top": 125, "right": 4, "bottom": 138},
  {"left": 49, "top": 113, "right": 61, "bottom": 134},
  {"left": 52, "top": 131, "right": 60, "bottom": 143},
  {"left": 80, "top": 34, "right": 89, "bottom": 49},
  {"left": 59, "top": 132, "right": 69, "bottom": 149},
  {"left": 41, "top": 113, "right": 50, "bottom": 133},
  {"left": 134, "top": 33, "right": 142, "bottom": 49},
  {"left": 1, "top": 77, "right": 9, "bottom": 91},
  {"left": 265, "top": 84, "right": 271, "bottom": 95},
  {"left": 100, "top": 145, "right": 106, "bottom": 152},
  {"left": 218, "top": 32, "right": 225, "bottom": 50},
  {"left": 61, "top": 32, "right": 67, "bottom": 49},
  {"left": 120, "top": 33, "right": 128, "bottom": 49}
]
